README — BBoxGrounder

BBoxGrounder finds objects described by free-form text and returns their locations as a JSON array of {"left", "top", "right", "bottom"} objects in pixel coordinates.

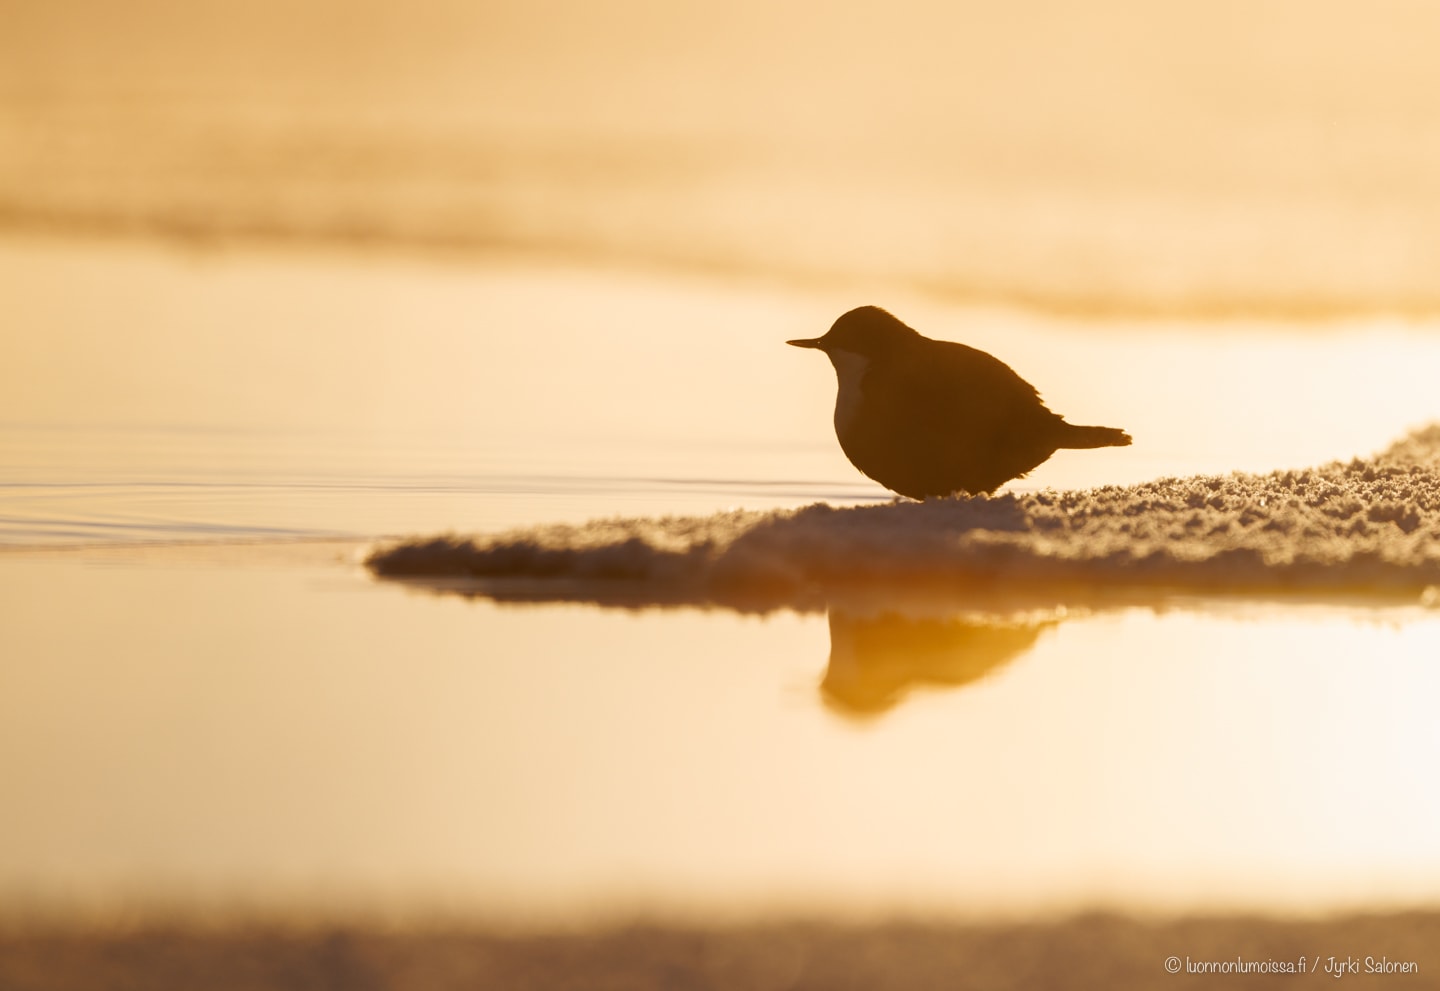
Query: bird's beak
[{"left": 787, "top": 337, "right": 825, "bottom": 349}]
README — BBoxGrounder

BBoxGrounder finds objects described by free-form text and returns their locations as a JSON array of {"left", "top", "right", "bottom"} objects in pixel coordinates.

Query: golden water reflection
[
  {"left": 821, "top": 609, "right": 1059, "bottom": 718},
  {"left": 5, "top": 546, "right": 1440, "bottom": 924}
]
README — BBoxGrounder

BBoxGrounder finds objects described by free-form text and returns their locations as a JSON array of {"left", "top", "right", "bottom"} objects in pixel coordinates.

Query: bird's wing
[{"left": 886, "top": 340, "right": 1049, "bottom": 430}]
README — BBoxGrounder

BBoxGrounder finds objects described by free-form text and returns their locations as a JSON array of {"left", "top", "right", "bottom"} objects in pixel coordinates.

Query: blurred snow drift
[{"left": 368, "top": 427, "right": 1440, "bottom": 611}]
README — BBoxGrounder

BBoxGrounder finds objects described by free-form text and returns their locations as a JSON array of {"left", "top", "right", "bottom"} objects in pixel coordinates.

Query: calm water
[
  {"left": 0, "top": 238, "right": 886, "bottom": 545},
  {"left": 6, "top": 236, "right": 1440, "bottom": 547},
  {"left": 3, "top": 548, "right": 1440, "bottom": 923},
  {"left": 3, "top": 237, "right": 1440, "bottom": 923}
]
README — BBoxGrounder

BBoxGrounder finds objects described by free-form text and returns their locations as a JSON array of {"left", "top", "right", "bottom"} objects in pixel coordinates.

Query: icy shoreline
[{"left": 368, "top": 427, "right": 1440, "bottom": 610}]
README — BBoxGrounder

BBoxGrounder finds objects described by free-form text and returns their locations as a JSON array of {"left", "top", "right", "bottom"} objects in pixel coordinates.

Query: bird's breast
[{"left": 828, "top": 349, "right": 872, "bottom": 440}]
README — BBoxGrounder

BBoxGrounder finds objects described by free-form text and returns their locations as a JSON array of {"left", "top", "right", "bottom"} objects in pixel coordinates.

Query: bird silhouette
[{"left": 789, "top": 306, "right": 1131, "bottom": 499}]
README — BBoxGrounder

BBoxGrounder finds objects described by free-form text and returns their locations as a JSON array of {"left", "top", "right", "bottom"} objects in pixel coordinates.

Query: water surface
[
  {"left": 3, "top": 546, "right": 1440, "bottom": 922},
  {"left": 3, "top": 237, "right": 1440, "bottom": 924},
  {"left": 6, "top": 236, "right": 1440, "bottom": 546}
]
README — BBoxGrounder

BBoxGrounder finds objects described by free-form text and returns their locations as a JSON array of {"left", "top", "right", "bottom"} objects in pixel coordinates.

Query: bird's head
[{"left": 787, "top": 306, "right": 920, "bottom": 361}]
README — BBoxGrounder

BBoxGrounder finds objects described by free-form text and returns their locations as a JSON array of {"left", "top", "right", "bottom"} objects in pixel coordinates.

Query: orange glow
[{"left": 5, "top": 0, "right": 1440, "bottom": 955}]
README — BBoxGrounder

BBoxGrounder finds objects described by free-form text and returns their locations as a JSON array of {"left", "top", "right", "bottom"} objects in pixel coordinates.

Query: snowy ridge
[{"left": 367, "top": 427, "right": 1440, "bottom": 609}]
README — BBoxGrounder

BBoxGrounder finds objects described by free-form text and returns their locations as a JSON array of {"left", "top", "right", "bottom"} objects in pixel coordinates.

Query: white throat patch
[{"left": 828, "top": 349, "right": 871, "bottom": 437}]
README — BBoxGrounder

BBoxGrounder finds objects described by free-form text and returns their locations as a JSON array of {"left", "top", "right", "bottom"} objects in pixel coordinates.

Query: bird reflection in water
[
  {"left": 820, "top": 608, "right": 1061, "bottom": 719},
  {"left": 366, "top": 564, "right": 1067, "bottom": 718}
]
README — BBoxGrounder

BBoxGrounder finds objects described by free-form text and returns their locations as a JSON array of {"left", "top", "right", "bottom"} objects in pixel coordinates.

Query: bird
[{"left": 788, "top": 306, "right": 1131, "bottom": 499}]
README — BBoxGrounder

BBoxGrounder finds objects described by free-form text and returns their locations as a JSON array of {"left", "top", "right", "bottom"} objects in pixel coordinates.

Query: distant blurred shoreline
[
  {"left": 12, "top": 0, "right": 1440, "bottom": 318},
  {"left": 3, "top": 911, "right": 1438, "bottom": 990},
  {"left": 5, "top": 222, "right": 1440, "bottom": 323},
  {"left": 5, "top": 112, "right": 1440, "bottom": 321}
]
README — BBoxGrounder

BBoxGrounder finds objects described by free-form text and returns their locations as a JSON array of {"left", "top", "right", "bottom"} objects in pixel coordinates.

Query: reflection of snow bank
[{"left": 368, "top": 427, "right": 1440, "bottom": 608}]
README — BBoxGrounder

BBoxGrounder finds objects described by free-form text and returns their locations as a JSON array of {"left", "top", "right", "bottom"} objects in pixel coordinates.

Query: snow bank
[{"left": 367, "top": 427, "right": 1440, "bottom": 610}]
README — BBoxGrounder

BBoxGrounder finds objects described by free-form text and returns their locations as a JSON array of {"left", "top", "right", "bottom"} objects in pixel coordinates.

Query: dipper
[{"left": 789, "top": 306, "right": 1131, "bottom": 498}]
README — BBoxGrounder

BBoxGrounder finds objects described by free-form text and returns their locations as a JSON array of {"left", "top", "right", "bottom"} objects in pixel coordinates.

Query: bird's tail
[{"left": 1056, "top": 422, "right": 1132, "bottom": 449}]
